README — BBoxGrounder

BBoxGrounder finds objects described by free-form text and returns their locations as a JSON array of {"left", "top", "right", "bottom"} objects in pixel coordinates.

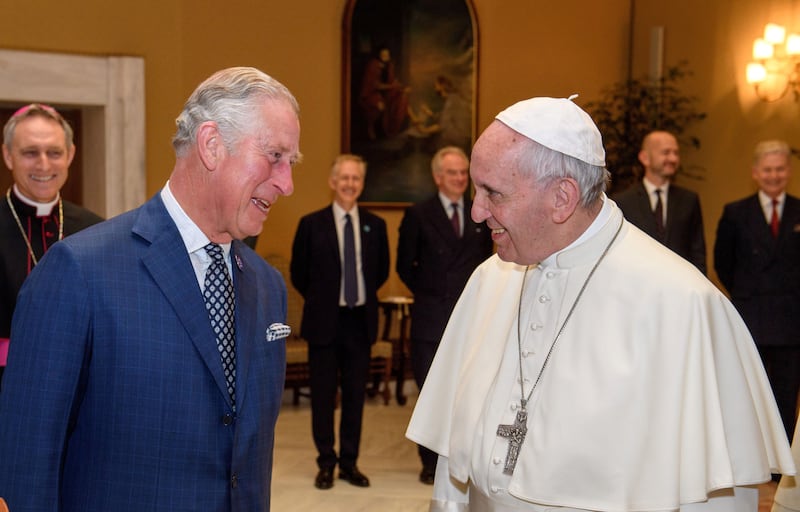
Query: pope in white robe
[{"left": 406, "top": 96, "right": 795, "bottom": 512}]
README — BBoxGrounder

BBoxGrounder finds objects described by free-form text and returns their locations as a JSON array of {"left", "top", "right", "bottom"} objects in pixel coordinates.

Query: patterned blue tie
[
  {"left": 344, "top": 213, "right": 358, "bottom": 308},
  {"left": 203, "top": 243, "right": 236, "bottom": 407}
]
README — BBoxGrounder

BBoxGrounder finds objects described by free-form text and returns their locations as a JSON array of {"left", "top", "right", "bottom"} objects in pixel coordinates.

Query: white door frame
[{"left": 0, "top": 48, "right": 146, "bottom": 218}]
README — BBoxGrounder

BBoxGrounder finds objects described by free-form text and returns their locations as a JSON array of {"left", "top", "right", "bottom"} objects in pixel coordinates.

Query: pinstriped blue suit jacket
[{"left": 0, "top": 193, "right": 287, "bottom": 511}]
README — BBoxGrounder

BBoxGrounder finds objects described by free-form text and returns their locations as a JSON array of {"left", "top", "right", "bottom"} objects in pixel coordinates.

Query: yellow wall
[{"left": 4, "top": 0, "right": 797, "bottom": 293}]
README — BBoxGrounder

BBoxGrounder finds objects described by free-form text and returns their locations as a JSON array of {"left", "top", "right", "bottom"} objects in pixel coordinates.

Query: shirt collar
[
  {"left": 332, "top": 201, "right": 359, "bottom": 222},
  {"left": 759, "top": 189, "right": 785, "bottom": 207},
  {"left": 642, "top": 177, "right": 670, "bottom": 195},
  {"left": 438, "top": 192, "right": 463, "bottom": 211},
  {"left": 160, "top": 181, "right": 231, "bottom": 259}
]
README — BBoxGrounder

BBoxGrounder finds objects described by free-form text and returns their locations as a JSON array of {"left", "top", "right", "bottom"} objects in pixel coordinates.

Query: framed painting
[{"left": 342, "top": 0, "right": 478, "bottom": 206}]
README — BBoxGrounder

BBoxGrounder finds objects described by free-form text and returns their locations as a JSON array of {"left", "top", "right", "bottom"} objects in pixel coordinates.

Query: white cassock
[
  {"left": 773, "top": 419, "right": 800, "bottom": 512},
  {"left": 407, "top": 197, "right": 795, "bottom": 512}
]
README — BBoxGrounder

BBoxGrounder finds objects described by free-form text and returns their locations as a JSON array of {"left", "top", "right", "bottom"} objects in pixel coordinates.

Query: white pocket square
[{"left": 266, "top": 323, "right": 291, "bottom": 342}]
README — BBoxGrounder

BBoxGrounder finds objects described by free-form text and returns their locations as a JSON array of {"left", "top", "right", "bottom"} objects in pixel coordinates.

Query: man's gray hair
[
  {"left": 431, "top": 146, "right": 469, "bottom": 175},
  {"left": 3, "top": 104, "right": 74, "bottom": 149},
  {"left": 330, "top": 154, "right": 366, "bottom": 179},
  {"left": 172, "top": 66, "right": 299, "bottom": 156},
  {"left": 518, "top": 138, "right": 610, "bottom": 208},
  {"left": 753, "top": 139, "right": 791, "bottom": 165}
]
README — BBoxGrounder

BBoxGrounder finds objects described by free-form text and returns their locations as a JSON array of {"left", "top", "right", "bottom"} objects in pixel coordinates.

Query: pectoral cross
[{"left": 496, "top": 406, "right": 528, "bottom": 475}]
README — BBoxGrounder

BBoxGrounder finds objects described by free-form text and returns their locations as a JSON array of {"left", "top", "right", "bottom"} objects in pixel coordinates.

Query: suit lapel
[
  {"left": 134, "top": 196, "right": 235, "bottom": 409},
  {"left": 323, "top": 206, "right": 340, "bottom": 264},
  {"left": 746, "top": 196, "right": 778, "bottom": 255},
  {"left": 230, "top": 241, "right": 256, "bottom": 409},
  {"left": 358, "top": 207, "right": 372, "bottom": 274}
]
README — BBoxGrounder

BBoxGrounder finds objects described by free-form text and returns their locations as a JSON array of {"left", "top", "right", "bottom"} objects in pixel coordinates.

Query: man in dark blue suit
[
  {"left": 290, "top": 154, "right": 389, "bottom": 490},
  {"left": 396, "top": 146, "right": 493, "bottom": 484},
  {"left": 715, "top": 139, "right": 800, "bottom": 444},
  {"left": 613, "top": 130, "right": 707, "bottom": 274},
  {"left": 0, "top": 67, "right": 301, "bottom": 511}
]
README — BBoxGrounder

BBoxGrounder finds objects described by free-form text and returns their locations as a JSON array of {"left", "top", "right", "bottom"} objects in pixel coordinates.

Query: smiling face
[
  {"left": 433, "top": 151, "right": 469, "bottom": 202},
  {"left": 3, "top": 115, "right": 75, "bottom": 203},
  {"left": 639, "top": 131, "right": 680, "bottom": 185},
  {"left": 752, "top": 151, "right": 791, "bottom": 199},
  {"left": 470, "top": 122, "right": 560, "bottom": 265},
  {"left": 209, "top": 98, "right": 300, "bottom": 241},
  {"left": 329, "top": 157, "right": 365, "bottom": 211}
]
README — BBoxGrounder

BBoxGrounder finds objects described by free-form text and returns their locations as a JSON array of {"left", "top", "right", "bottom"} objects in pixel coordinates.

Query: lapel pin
[{"left": 234, "top": 254, "right": 243, "bottom": 270}]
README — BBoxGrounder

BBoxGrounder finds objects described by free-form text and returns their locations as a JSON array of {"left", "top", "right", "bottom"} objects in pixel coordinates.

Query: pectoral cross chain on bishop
[{"left": 496, "top": 404, "right": 528, "bottom": 475}]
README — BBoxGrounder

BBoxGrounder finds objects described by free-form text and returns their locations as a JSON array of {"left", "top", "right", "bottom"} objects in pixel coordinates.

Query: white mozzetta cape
[{"left": 407, "top": 203, "right": 795, "bottom": 511}]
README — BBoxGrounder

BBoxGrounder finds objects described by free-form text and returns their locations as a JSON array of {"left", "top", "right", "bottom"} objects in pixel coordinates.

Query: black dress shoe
[
  {"left": 419, "top": 465, "right": 435, "bottom": 485},
  {"left": 338, "top": 466, "right": 370, "bottom": 487},
  {"left": 314, "top": 468, "right": 334, "bottom": 489}
]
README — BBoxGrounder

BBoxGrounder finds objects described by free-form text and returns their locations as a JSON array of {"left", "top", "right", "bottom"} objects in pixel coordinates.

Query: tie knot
[
  {"left": 773, "top": 198, "right": 779, "bottom": 207},
  {"left": 654, "top": 188, "right": 662, "bottom": 197},
  {"left": 452, "top": 202, "right": 459, "bottom": 210},
  {"left": 204, "top": 243, "right": 224, "bottom": 262}
]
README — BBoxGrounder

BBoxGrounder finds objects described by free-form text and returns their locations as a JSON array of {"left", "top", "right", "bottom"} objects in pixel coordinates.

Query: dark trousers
[
  {"left": 759, "top": 345, "right": 800, "bottom": 440},
  {"left": 309, "top": 306, "right": 371, "bottom": 470},
  {"left": 411, "top": 338, "right": 440, "bottom": 469}
]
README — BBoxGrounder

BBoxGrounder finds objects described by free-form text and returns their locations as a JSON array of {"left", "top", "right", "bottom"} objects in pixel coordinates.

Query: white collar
[
  {"left": 12, "top": 184, "right": 60, "bottom": 216},
  {"left": 160, "top": 181, "right": 231, "bottom": 258}
]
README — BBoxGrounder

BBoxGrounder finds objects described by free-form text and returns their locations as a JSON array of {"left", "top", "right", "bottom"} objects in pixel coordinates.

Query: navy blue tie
[
  {"left": 203, "top": 243, "right": 236, "bottom": 407},
  {"left": 653, "top": 189, "right": 665, "bottom": 240},
  {"left": 344, "top": 214, "right": 358, "bottom": 308}
]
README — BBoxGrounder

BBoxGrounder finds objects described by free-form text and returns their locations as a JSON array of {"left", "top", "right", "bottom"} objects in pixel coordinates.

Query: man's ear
[
  {"left": 196, "top": 121, "right": 222, "bottom": 170},
  {"left": 552, "top": 177, "right": 580, "bottom": 224},
  {"left": 1, "top": 144, "right": 11, "bottom": 170},
  {"left": 638, "top": 148, "right": 649, "bottom": 168},
  {"left": 66, "top": 144, "right": 76, "bottom": 168}
]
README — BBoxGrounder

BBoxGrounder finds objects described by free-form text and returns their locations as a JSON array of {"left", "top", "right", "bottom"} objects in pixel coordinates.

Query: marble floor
[
  {"left": 270, "top": 382, "right": 779, "bottom": 512},
  {"left": 271, "top": 384, "right": 431, "bottom": 511}
]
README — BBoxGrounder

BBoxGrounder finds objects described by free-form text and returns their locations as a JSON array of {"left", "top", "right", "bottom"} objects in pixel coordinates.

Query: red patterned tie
[
  {"left": 450, "top": 203, "right": 460, "bottom": 237},
  {"left": 771, "top": 199, "right": 780, "bottom": 238}
]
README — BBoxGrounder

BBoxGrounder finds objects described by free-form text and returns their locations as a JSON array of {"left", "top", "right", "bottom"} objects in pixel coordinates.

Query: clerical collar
[
  {"left": 539, "top": 193, "right": 613, "bottom": 268},
  {"left": 12, "top": 184, "right": 60, "bottom": 216}
]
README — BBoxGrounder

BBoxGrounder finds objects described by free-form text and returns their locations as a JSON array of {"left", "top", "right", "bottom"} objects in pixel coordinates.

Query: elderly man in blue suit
[{"left": 0, "top": 67, "right": 301, "bottom": 511}]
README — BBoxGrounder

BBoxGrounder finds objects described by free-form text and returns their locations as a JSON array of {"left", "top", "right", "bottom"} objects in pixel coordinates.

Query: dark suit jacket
[
  {"left": 290, "top": 204, "right": 389, "bottom": 346},
  {"left": 0, "top": 193, "right": 288, "bottom": 511},
  {"left": 714, "top": 193, "right": 800, "bottom": 347},
  {"left": 396, "top": 196, "right": 493, "bottom": 342},
  {"left": 613, "top": 183, "right": 707, "bottom": 274}
]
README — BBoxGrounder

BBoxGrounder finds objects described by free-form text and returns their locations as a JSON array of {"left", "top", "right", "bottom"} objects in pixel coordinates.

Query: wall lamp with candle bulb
[{"left": 746, "top": 22, "right": 800, "bottom": 102}]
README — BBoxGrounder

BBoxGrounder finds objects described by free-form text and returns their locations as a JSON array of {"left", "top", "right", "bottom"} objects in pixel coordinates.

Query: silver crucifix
[{"left": 496, "top": 407, "right": 528, "bottom": 475}]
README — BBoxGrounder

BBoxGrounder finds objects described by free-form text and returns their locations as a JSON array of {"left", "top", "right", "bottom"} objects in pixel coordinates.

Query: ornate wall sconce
[{"left": 746, "top": 23, "right": 800, "bottom": 102}]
